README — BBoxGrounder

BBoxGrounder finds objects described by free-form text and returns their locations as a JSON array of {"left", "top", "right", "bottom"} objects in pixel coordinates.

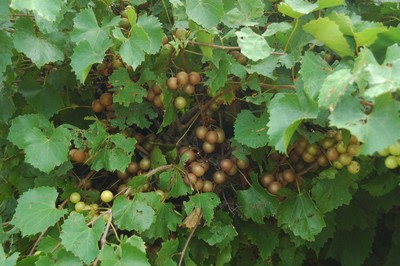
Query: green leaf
[
  {"left": 363, "top": 62, "right": 400, "bottom": 98},
  {"left": 237, "top": 175, "right": 279, "bottom": 223},
  {"left": 143, "top": 202, "right": 182, "bottom": 241},
  {"left": 222, "top": 0, "right": 264, "bottom": 28},
  {"left": 11, "top": 187, "right": 66, "bottom": 236},
  {"left": 267, "top": 90, "right": 319, "bottom": 153},
  {"left": 155, "top": 239, "right": 179, "bottom": 266},
  {"left": 109, "top": 68, "right": 147, "bottom": 106},
  {"left": 236, "top": 27, "right": 272, "bottom": 61},
  {"left": 205, "top": 51, "right": 233, "bottom": 94},
  {"left": 70, "top": 39, "right": 112, "bottom": 83},
  {"left": 239, "top": 221, "right": 279, "bottom": 260},
  {"left": 112, "top": 195, "right": 155, "bottom": 232},
  {"left": 10, "top": 0, "right": 64, "bottom": 22},
  {"left": 0, "top": 31, "right": 13, "bottom": 75},
  {"left": 278, "top": 0, "right": 318, "bottom": 18},
  {"left": 91, "top": 134, "right": 136, "bottom": 172},
  {"left": 150, "top": 146, "right": 167, "bottom": 170},
  {"left": 246, "top": 56, "right": 280, "bottom": 79},
  {"left": 183, "top": 193, "right": 221, "bottom": 225},
  {"left": 111, "top": 102, "right": 158, "bottom": 129},
  {"left": 186, "top": 0, "right": 224, "bottom": 28},
  {"left": 326, "top": 227, "right": 375, "bottom": 266},
  {"left": 277, "top": 193, "right": 326, "bottom": 241},
  {"left": 303, "top": 17, "right": 354, "bottom": 57},
  {"left": 263, "top": 22, "right": 293, "bottom": 37},
  {"left": 8, "top": 114, "right": 71, "bottom": 173},
  {"left": 99, "top": 243, "right": 150, "bottom": 266},
  {"left": 198, "top": 211, "right": 238, "bottom": 247},
  {"left": 0, "top": 245, "right": 19, "bottom": 266},
  {"left": 354, "top": 24, "right": 388, "bottom": 48},
  {"left": 60, "top": 213, "right": 105, "bottom": 265},
  {"left": 13, "top": 17, "right": 64, "bottom": 68},
  {"left": 0, "top": 82, "right": 15, "bottom": 122},
  {"left": 318, "top": 69, "right": 355, "bottom": 109},
  {"left": 159, "top": 169, "right": 192, "bottom": 198},
  {"left": 329, "top": 94, "right": 400, "bottom": 155},
  {"left": 0, "top": 0, "right": 10, "bottom": 25},
  {"left": 362, "top": 172, "right": 400, "bottom": 197},
  {"left": 234, "top": 110, "right": 269, "bottom": 149},
  {"left": 299, "top": 52, "right": 333, "bottom": 100},
  {"left": 311, "top": 168, "right": 358, "bottom": 213}
]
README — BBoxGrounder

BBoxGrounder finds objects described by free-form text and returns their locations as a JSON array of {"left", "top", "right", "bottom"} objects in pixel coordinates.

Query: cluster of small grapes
[
  {"left": 378, "top": 141, "right": 400, "bottom": 169},
  {"left": 69, "top": 191, "right": 112, "bottom": 222}
]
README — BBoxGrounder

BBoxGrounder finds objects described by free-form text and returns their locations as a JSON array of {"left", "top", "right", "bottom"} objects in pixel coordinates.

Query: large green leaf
[
  {"left": 234, "top": 110, "right": 269, "bottom": 149},
  {"left": 111, "top": 102, "right": 158, "bottom": 130},
  {"left": 267, "top": 90, "right": 319, "bottom": 153},
  {"left": 186, "top": 0, "right": 224, "bottom": 28},
  {"left": 329, "top": 94, "right": 400, "bottom": 155},
  {"left": 0, "top": 31, "right": 13, "bottom": 75},
  {"left": 13, "top": 17, "right": 64, "bottom": 68},
  {"left": 277, "top": 193, "right": 326, "bottom": 241},
  {"left": 155, "top": 239, "right": 179, "bottom": 266},
  {"left": 0, "top": 82, "right": 15, "bottom": 122},
  {"left": 198, "top": 211, "right": 238, "bottom": 247},
  {"left": 159, "top": 169, "right": 191, "bottom": 198},
  {"left": 11, "top": 187, "right": 67, "bottom": 236},
  {"left": 8, "top": 114, "right": 71, "bottom": 173},
  {"left": 236, "top": 27, "right": 272, "bottom": 61},
  {"left": 278, "top": 0, "right": 344, "bottom": 18},
  {"left": 0, "top": 245, "right": 19, "bottom": 266},
  {"left": 60, "top": 213, "right": 105, "bottom": 265},
  {"left": 303, "top": 17, "right": 354, "bottom": 57},
  {"left": 109, "top": 68, "right": 147, "bottom": 106},
  {"left": 99, "top": 243, "right": 150, "bottom": 266},
  {"left": 10, "top": 0, "right": 64, "bottom": 22},
  {"left": 222, "top": 0, "right": 264, "bottom": 28}
]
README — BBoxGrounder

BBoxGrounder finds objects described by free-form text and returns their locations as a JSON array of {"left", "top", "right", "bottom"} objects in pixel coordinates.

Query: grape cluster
[
  {"left": 260, "top": 169, "right": 296, "bottom": 195},
  {"left": 69, "top": 191, "right": 112, "bottom": 222},
  {"left": 378, "top": 141, "right": 400, "bottom": 169}
]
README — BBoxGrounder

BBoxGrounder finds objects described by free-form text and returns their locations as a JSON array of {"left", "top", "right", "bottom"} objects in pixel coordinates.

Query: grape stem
[
  {"left": 178, "top": 211, "right": 203, "bottom": 266},
  {"left": 93, "top": 212, "right": 113, "bottom": 266}
]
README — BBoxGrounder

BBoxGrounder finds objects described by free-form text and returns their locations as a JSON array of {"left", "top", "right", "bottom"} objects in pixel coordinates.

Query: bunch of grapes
[{"left": 378, "top": 141, "right": 400, "bottom": 169}]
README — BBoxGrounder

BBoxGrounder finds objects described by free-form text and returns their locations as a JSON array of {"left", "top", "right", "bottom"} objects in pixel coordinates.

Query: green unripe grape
[
  {"left": 385, "top": 156, "right": 398, "bottom": 169},
  {"left": 101, "top": 190, "right": 114, "bottom": 203},
  {"left": 388, "top": 141, "right": 400, "bottom": 156},
  {"left": 69, "top": 192, "right": 81, "bottom": 204},
  {"left": 347, "top": 161, "right": 360, "bottom": 174},
  {"left": 332, "top": 161, "right": 343, "bottom": 169},
  {"left": 378, "top": 148, "right": 389, "bottom": 156},
  {"left": 75, "top": 202, "right": 86, "bottom": 212}
]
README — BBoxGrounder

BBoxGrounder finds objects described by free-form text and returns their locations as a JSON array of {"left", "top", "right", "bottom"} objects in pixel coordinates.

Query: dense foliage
[{"left": 1, "top": 0, "right": 400, "bottom": 265}]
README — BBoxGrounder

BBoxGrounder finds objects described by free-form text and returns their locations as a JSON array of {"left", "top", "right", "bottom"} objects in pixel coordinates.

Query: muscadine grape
[
  {"left": 216, "top": 128, "right": 225, "bottom": 143},
  {"left": 298, "top": 137, "right": 308, "bottom": 149},
  {"left": 72, "top": 150, "right": 87, "bottom": 163},
  {"left": 176, "top": 71, "right": 189, "bottom": 86},
  {"left": 139, "top": 157, "right": 151, "bottom": 170},
  {"left": 347, "top": 161, "right": 360, "bottom": 174},
  {"left": 302, "top": 152, "right": 315, "bottom": 163},
  {"left": 175, "top": 28, "right": 188, "bottom": 40},
  {"left": 153, "top": 84, "right": 162, "bottom": 94},
  {"left": 117, "top": 184, "right": 127, "bottom": 193},
  {"left": 70, "top": 192, "right": 81, "bottom": 204},
  {"left": 321, "top": 138, "right": 336, "bottom": 149},
  {"left": 338, "top": 153, "right": 352, "bottom": 166},
  {"left": 347, "top": 144, "right": 360, "bottom": 156},
  {"left": 127, "top": 162, "right": 139, "bottom": 174},
  {"left": 75, "top": 202, "right": 86, "bottom": 212},
  {"left": 335, "top": 131, "right": 343, "bottom": 142},
  {"left": 268, "top": 181, "right": 283, "bottom": 195},
  {"left": 236, "top": 158, "right": 250, "bottom": 169},
  {"left": 388, "top": 141, "right": 400, "bottom": 156},
  {"left": 378, "top": 148, "right": 390, "bottom": 156},
  {"left": 195, "top": 126, "right": 208, "bottom": 140},
  {"left": 260, "top": 173, "right": 275, "bottom": 188},
  {"left": 191, "top": 163, "right": 205, "bottom": 177},
  {"left": 194, "top": 179, "right": 204, "bottom": 190},
  {"left": 385, "top": 156, "right": 398, "bottom": 169},
  {"left": 326, "top": 147, "right": 339, "bottom": 161},
  {"left": 183, "top": 84, "right": 195, "bottom": 94},
  {"left": 92, "top": 100, "right": 105, "bottom": 113},
  {"left": 202, "top": 142, "right": 215, "bottom": 154},
  {"left": 332, "top": 161, "right": 343, "bottom": 169},
  {"left": 101, "top": 190, "right": 114, "bottom": 203},
  {"left": 306, "top": 144, "right": 320, "bottom": 156},
  {"left": 182, "top": 149, "right": 196, "bottom": 163},
  {"left": 317, "top": 154, "right": 329, "bottom": 167},
  {"left": 117, "top": 170, "right": 129, "bottom": 179},
  {"left": 188, "top": 72, "right": 201, "bottom": 85},
  {"left": 106, "top": 104, "right": 114, "bottom": 112},
  {"left": 202, "top": 180, "right": 214, "bottom": 192},
  {"left": 220, "top": 159, "right": 233, "bottom": 172},
  {"left": 226, "top": 164, "right": 238, "bottom": 176},
  {"left": 336, "top": 141, "right": 347, "bottom": 153},
  {"left": 100, "top": 92, "right": 113, "bottom": 107},
  {"left": 199, "top": 161, "right": 210, "bottom": 171},
  {"left": 174, "top": 96, "right": 187, "bottom": 109},
  {"left": 147, "top": 89, "right": 156, "bottom": 101},
  {"left": 167, "top": 77, "right": 178, "bottom": 90},
  {"left": 205, "top": 131, "right": 218, "bottom": 144},
  {"left": 213, "top": 171, "right": 226, "bottom": 184},
  {"left": 162, "top": 36, "right": 168, "bottom": 45},
  {"left": 185, "top": 173, "right": 197, "bottom": 185},
  {"left": 282, "top": 169, "right": 296, "bottom": 183},
  {"left": 90, "top": 203, "right": 99, "bottom": 212}
]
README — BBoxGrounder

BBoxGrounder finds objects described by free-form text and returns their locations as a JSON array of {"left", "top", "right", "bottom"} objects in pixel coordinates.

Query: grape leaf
[
  {"left": 150, "top": 146, "right": 167, "bottom": 170},
  {"left": 236, "top": 175, "right": 279, "bottom": 223},
  {"left": 143, "top": 202, "right": 182, "bottom": 241},
  {"left": 10, "top": 0, "right": 64, "bottom": 22},
  {"left": 246, "top": 55, "right": 280, "bottom": 79},
  {"left": 8, "top": 114, "right": 71, "bottom": 173},
  {"left": 35, "top": 249, "right": 81, "bottom": 266},
  {"left": 363, "top": 61, "right": 400, "bottom": 98},
  {"left": 0, "top": 0, "right": 10, "bottom": 25},
  {"left": 222, "top": 0, "right": 264, "bottom": 28},
  {"left": 267, "top": 90, "right": 319, "bottom": 153},
  {"left": 11, "top": 187, "right": 66, "bottom": 236},
  {"left": 239, "top": 221, "right": 279, "bottom": 260},
  {"left": 183, "top": 193, "right": 221, "bottom": 225},
  {"left": 91, "top": 133, "right": 136, "bottom": 172},
  {"left": 0, "top": 82, "right": 15, "bottom": 122},
  {"left": 277, "top": 193, "right": 326, "bottom": 241},
  {"left": 278, "top": 0, "right": 318, "bottom": 18},
  {"left": 13, "top": 17, "right": 64, "bottom": 68},
  {"left": 329, "top": 94, "right": 400, "bottom": 155},
  {"left": 0, "top": 245, "right": 19, "bottom": 266},
  {"left": 60, "top": 213, "right": 105, "bottom": 265},
  {"left": 159, "top": 169, "right": 191, "bottom": 198},
  {"left": 186, "top": 0, "right": 224, "bottom": 28},
  {"left": 112, "top": 195, "right": 155, "bottom": 232},
  {"left": 205, "top": 51, "right": 233, "bottom": 95},
  {"left": 299, "top": 52, "right": 333, "bottom": 100},
  {"left": 70, "top": 39, "right": 112, "bottom": 83},
  {"left": 0, "top": 31, "right": 13, "bottom": 75},
  {"left": 98, "top": 243, "right": 150, "bottom": 266},
  {"left": 303, "top": 17, "right": 354, "bottom": 57},
  {"left": 109, "top": 68, "right": 146, "bottom": 106},
  {"left": 155, "top": 239, "right": 179, "bottom": 266},
  {"left": 197, "top": 211, "right": 238, "bottom": 247},
  {"left": 326, "top": 227, "right": 375, "bottom": 266},
  {"left": 236, "top": 27, "right": 273, "bottom": 61},
  {"left": 318, "top": 69, "right": 355, "bottom": 109},
  {"left": 234, "top": 109, "right": 269, "bottom": 149},
  {"left": 362, "top": 172, "right": 400, "bottom": 197},
  {"left": 311, "top": 168, "right": 358, "bottom": 213},
  {"left": 112, "top": 102, "right": 158, "bottom": 130}
]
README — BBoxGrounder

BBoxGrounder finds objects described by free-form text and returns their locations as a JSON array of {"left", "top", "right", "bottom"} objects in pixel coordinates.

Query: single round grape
[
  {"left": 282, "top": 169, "right": 296, "bottom": 183},
  {"left": 385, "top": 155, "right": 398, "bottom": 169},
  {"left": 215, "top": 128, "right": 225, "bottom": 143},
  {"left": 92, "top": 99, "right": 105, "bottom": 113},
  {"left": 153, "top": 84, "right": 162, "bottom": 94},
  {"left": 195, "top": 126, "right": 208, "bottom": 140},
  {"left": 202, "top": 180, "right": 214, "bottom": 192},
  {"left": 302, "top": 152, "right": 315, "bottom": 163},
  {"left": 167, "top": 77, "right": 178, "bottom": 90},
  {"left": 220, "top": 159, "right": 234, "bottom": 172},
  {"left": 194, "top": 179, "right": 204, "bottom": 190},
  {"left": 205, "top": 130, "right": 218, "bottom": 144},
  {"left": 336, "top": 141, "right": 347, "bottom": 153},
  {"left": 236, "top": 158, "right": 250, "bottom": 169},
  {"left": 306, "top": 143, "right": 320, "bottom": 156},
  {"left": 127, "top": 162, "right": 139, "bottom": 174},
  {"left": 182, "top": 149, "right": 196, "bottom": 163},
  {"left": 202, "top": 142, "right": 215, "bottom": 154},
  {"left": 191, "top": 163, "right": 205, "bottom": 177},
  {"left": 268, "top": 181, "right": 283, "bottom": 195},
  {"left": 332, "top": 161, "right": 344, "bottom": 169},
  {"left": 213, "top": 171, "right": 227, "bottom": 184},
  {"left": 321, "top": 137, "right": 336, "bottom": 149},
  {"left": 326, "top": 147, "right": 339, "bottom": 161},
  {"left": 378, "top": 148, "right": 390, "bottom": 157},
  {"left": 75, "top": 202, "right": 86, "bottom": 212},
  {"left": 188, "top": 72, "right": 201, "bottom": 85},
  {"left": 69, "top": 192, "right": 81, "bottom": 204},
  {"left": 99, "top": 92, "right": 113, "bottom": 107},
  {"left": 72, "top": 150, "right": 87, "bottom": 163},
  {"left": 100, "top": 190, "right": 114, "bottom": 203},
  {"left": 347, "top": 144, "right": 360, "bottom": 156},
  {"left": 139, "top": 157, "right": 151, "bottom": 170},
  {"left": 317, "top": 154, "right": 329, "bottom": 167},
  {"left": 347, "top": 161, "right": 360, "bottom": 174},
  {"left": 183, "top": 84, "right": 195, "bottom": 95},
  {"left": 338, "top": 153, "right": 353, "bottom": 166},
  {"left": 176, "top": 71, "right": 189, "bottom": 86},
  {"left": 174, "top": 96, "right": 187, "bottom": 109},
  {"left": 388, "top": 141, "right": 400, "bottom": 156},
  {"left": 226, "top": 165, "right": 238, "bottom": 176},
  {"left": 260, "top": 173, "right": 275, "bottom": 188}
]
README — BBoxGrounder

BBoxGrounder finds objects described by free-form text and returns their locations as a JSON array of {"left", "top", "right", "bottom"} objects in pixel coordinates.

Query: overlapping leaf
[{"left": 109, "top": 68, "right": 147, "bottom": 106}]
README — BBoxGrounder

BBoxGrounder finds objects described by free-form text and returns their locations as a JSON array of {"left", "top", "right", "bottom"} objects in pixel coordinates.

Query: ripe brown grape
[
  {"left": 194, "top": 179, "right": 204, "bottom": 190},
  {"left": 282, "top": 169, "right": 296, "bottom": 183},
  {"left": 220, "top": 159, "right": 233, "bottom": 172},
  {"left": 202, "top": 180, "right": 214, "bottom": 192},
  {"left": 139, "top": 157, "right": 151, "bottom": 170},
  {"left": 127, "top": 162, "right": 139, "bottom": 174},
  {"left": 317, "top": 154, "right": 329, "bottom": 167},
  {"left": 268, "top": 181, "right": 283, "bottom": 195},
  {"left": 205, "top": 131, "right": 218, "bottom": 144},
  {"left": 213, "top": 171, "right": 226, "bottom": 184},
  {"left": 306, "top": 144, "right": 320, "bottom": 156},
  {"left": 153, "top": 84, "right": 162, "bottom": 94},
  {"left": 100, "top": 92, "right": 113, "bottom": 107},
  {"left": 72, "top": 150, "right": 86, "bottom": 163},
  {"left": 215, "top": 128, "right": 225, "bottom": 143},
  {"left": 338, "top": 153, "right": 352, "bottom": 166},
  {"left": 174, "top": 96, "right": 186, "bottom": 109},
  {"left": 326, "top": 147, "right": 339, "bottom": 161},
  {"left": 182, "top": 149, "right": 196, "bottom": 163},
  {"left": 302, "top": 152, "right": 315, "bottom": 163},
  {"left": 260, "top": 173, "right": 275, "bottom": 188},
  {"left": 167, "top": 77, "right": 178, "bottom": 90},
  {"left": 176, "top": 71, "right": 189, "bottom": 86},
  {"left": 188, "top": 72, "right": 201, "bottom": 85},
  {"left": 236, "top": 158, "right": 250, "bottom": 169},
  {"left": 195, "top": 126, "right": 208, "bottom": 140},
  {"left": 202, "top": 142, "right": 215, "bottom": 154},
  {"left": 226, "top": 164, "right": 238, "bottom": 176},
  {"left": 147, "top": 89, "right": 156, "bottom": 101},
  {"left": 92, "top": 100, "right": 105, "bottom": 113},
  {"left": 183, "top": 84, "right": 195, "bottom": 94},
  {"left": 191, "top": 163, "right": 205, "bottom": 177}
]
